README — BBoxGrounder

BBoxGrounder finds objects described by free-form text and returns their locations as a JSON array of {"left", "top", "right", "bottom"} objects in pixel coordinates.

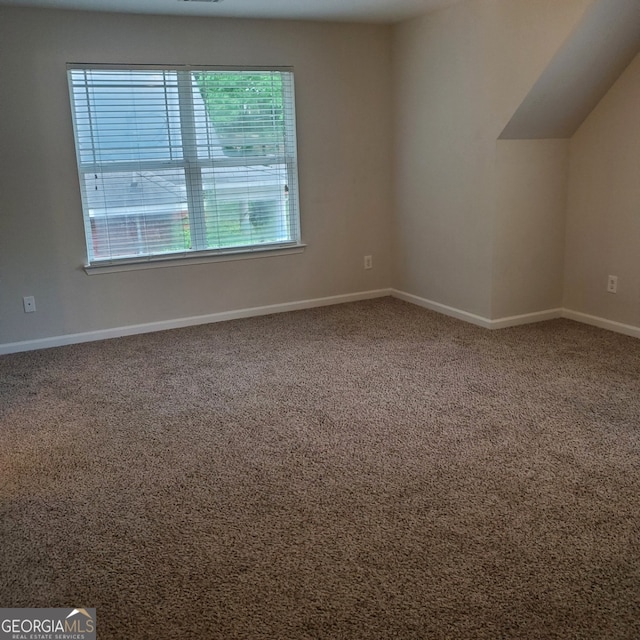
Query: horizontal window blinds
[{"left": 68, "top": 65, "right": 300, "bottom": 264}]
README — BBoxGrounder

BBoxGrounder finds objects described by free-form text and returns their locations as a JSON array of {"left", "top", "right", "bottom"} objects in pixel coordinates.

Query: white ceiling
[
  {"left": 0, "top": 0, "right": 464, "bottom": 23},
  {"left": 500, "top": 0, "right": 640, "bottom": 139}
]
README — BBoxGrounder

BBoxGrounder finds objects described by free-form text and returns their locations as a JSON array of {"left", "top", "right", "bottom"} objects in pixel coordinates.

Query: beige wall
[
  {"left": 492, "top": 140, "right": 569, "bottom": 318},
  {"left": 3, "top": 1, "right": 638, "bottom": 349},
  {"left": 391, "top": 0, "right": 590, "bottom": 318},
  {"left": 0, "top": 8, "right": 393, "bottom": 345},
  {"left": 564, "top": 52, "right": 640, "bottom": 326}
]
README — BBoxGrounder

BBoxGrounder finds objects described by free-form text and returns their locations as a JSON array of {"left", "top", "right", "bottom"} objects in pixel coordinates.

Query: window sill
[{"left": 84, "top": 243, "right": 306, "bottom": 275}]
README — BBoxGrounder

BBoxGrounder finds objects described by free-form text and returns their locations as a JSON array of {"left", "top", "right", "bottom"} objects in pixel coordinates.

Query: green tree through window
[{"left": 194, "top": 72, "right": 284, "bottom": 157}]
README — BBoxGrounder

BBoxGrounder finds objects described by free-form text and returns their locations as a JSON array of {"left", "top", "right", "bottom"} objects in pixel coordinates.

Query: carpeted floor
[{"left": 1, "top": 297, "right": 639, "bottom": 639}]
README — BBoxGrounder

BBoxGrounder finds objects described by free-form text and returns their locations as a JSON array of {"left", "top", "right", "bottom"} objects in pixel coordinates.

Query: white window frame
[{"left": 67, "top": 64, "right": 303, "bottom": 272}]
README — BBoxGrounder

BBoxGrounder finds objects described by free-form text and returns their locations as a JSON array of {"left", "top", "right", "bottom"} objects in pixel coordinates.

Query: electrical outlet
[
  {"left": 364, "top": 255, "right": 373, "bottom": 270},
  {"left": 23, "top": 296, "right": 36, "bottom": 313},
  {"left": 607, "top": 275, "right": 618, "bottom": 294}
]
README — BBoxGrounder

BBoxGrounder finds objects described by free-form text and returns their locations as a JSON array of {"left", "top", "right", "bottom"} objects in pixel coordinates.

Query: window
[{"left": 67, "top": 65, "right": 301, "bottom": 267}]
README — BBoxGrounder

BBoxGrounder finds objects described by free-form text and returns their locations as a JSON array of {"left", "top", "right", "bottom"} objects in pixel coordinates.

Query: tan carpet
[{"left": 1, "top": 298, "right": 639, "bottom": 639}]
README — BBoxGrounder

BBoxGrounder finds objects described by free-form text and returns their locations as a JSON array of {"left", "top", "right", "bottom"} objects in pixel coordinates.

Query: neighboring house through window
[{"left": 67, "top": 65, "right": 301, "bottom": 267}]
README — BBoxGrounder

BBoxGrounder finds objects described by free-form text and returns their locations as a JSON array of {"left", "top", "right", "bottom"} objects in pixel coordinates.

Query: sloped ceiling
[
  {"left": 0, "top": 0, "right": 464, "bottom": 23},
  {"left": 500, "top": 0, "right": 640, "bottom": 140}
]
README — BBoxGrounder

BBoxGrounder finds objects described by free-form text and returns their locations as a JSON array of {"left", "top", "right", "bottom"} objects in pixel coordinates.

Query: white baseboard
[
  {"left": 390, "top": 290, "right": 494, "bottom": 328},
  {"left": 390, "top": 290, "right": 562, "bottom": 329},
  {"left": 0, "top": 289, "right": 392, "bottom": 355},
  {"left": 561, "top": 309, "right": 640, "bottom": 339},
  {"left": 3, "top": 289, "right": 638, "bottom": 355},
  {"left": 490, "top": 308, "right": 563, "bottom": 329},
  {"left": 391, "top": 289, "right": 640, "bottom": 338}
]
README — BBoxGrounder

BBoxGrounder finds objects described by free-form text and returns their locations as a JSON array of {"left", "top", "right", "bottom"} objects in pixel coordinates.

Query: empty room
[{"left": 1, "top": 0, "right": 639, "bottom": 637}]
